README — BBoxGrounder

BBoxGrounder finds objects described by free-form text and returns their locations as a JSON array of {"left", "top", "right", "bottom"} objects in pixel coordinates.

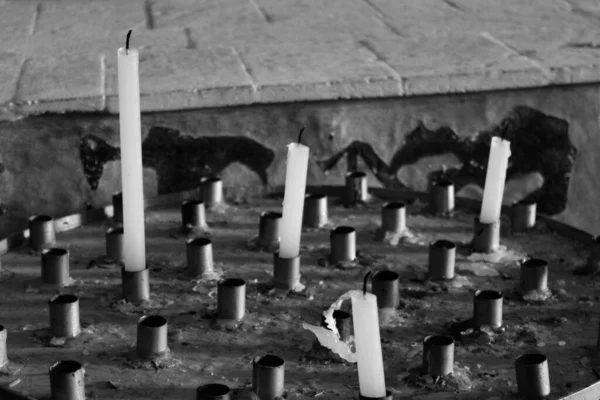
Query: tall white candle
[
  {"left": 479, "top": 136, "right": 511, "bottom": 224},
  {"left": 351, "top": 291, "right": 387, "bottom": 398},
  {"left": 117, "top": 35, "right": 146, "bottom": 272},
  {"left": 278, "top": 139, "right": 309, "bottom": 259}
]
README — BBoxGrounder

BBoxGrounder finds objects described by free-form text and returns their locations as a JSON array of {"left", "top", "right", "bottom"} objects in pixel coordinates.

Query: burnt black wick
[
  {"left": 298, "top": 127, "right": 305, "bottom": 144},
  {"left": 363, "top": 271, "right": 372, "bottom": 295},
  {"left": 126, "top": 30, "right": 132, "bottom": 54}
]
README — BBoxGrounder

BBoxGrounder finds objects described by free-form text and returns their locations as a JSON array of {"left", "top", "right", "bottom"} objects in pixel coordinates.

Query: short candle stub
[
  {"left": 105, "top": 227, "right": 124, "bottom": 262},
  {"left": 320, "top": 310, "right": 352, "bottom": 342},
  {"left": 423, "top": 335, "right": 454, "bottom": 378},
  {"left": 471, "top": 217, "right": 500, "bottom": 253},
  {"left": 0, "top": 325, "right": 8, "bottom": 368},
  {"left": 511, "top": 200, "right": 537, "bottom": 233},
  {"left": 28, "top": 214, "right": 55, "bottom": 251},
  {"left": 112, "top": 192, "right": 123, "bottom": 224},
  {"left": 381, "top": 202, "right": 406, "bottom": 234},
  {"left": 200, "top": 176, "right": 224, "bottom": 208},
  {"left": 273, "top": 252, "right": 301, "bottom": 290},
  {"left": 371, "top": 270, "right": 400, "bottom": 309},
  {"left": 303, "top": 193, "right": 328, "bottom": 228},
  {"left": 472, "top": 290, "right": 503, "bottom": 329},
  {"left": 430, "top": 179, "right": 455, "bottom": 215},
  {"left": 49, "top": 294, "right": 81, "bottom": 338},
  {"left": 358, "top": 390, "right": 393, "bottom": 400},
  {"left": 121, "top": 266, "right": 150, "bottom": 303},
  {"left": 252, "top": 354, "right": 285, "bottom": 400},
  {"left": 515, "top": 353, "right": 550, "bottom": 399},
  {"left": 427, "top": 240, "right": 456, "bottom": 280},
  {"left": 330, "top": 226, "right": 356, "bottom": 264},
  {"left": 519, "top": 258, "right": 549, "bottom": 293},
  {"left": 186, "top": 237, "right": 214, "bottom": 277},
  {"left": 258, "top": 211, "right": 282, "bottom": 249},
  {"left": 217, "top": 278, "right": 246, "bottom": 321},
  {"left": 49, "top": 360, "right": 85, "bottom": 400},
  {"left": 345, "top": 171, "right": 368, "bottom": 206},
  {"left": 41, "top": 248, "right": 70, "bottom": 286},
  {"left": 181, "top": 200, "right": 207, "bottom": 232},
  {"left": 136, "top": 315, "right": 168, "bottom": 359},
  {"left": 196, "top": 383, "right": 231, "bottom": 400}
]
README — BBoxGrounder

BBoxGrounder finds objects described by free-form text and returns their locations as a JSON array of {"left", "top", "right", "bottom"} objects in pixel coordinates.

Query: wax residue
[{"left": 302, "top": 290, "right": 362, "bottom": 363}]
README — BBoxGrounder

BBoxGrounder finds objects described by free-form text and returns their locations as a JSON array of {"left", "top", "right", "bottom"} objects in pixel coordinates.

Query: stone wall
[{"left": 0, "top": 84, "right": 598, "bottom": 235}]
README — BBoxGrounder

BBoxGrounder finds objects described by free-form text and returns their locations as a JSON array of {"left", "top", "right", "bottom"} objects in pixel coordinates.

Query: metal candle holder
[
  {"left": 422, "top": 335, "right": 454, "bottom": 378},
  {"left": 258, "top": 212, "right": 282, "bottom": 248},
  {"left": 371, "top": 270, "right": 400, "bottom": 309},
  {"left": 273, "top": 252, "right": 301, "bottom": 290},
  {"left": 471, "top": 217, "right": 500, "bottom": 253},
  {"left": 358, "top": 390, "right": 393, "bottom": 400},
  {"left": 112, "top": 192, "right": 123, "bottom": 224},
  {"left": 252, "top": 354, "right": 285, "bottom": 400},
  {"left": 472, "top": 290, "right": 503, "bottom": 329},
  {"left": 381, "top": 202, "right": 406, "bottom": 233},
  {"left": 519, "top": 258, "right": 548, "bottom": 293},
  {"left": 196, "top": 383, "right": 231, "bottom": 400},
  {"left": 105, "top": 227, "right": 124, "bottom": 262},
  {"left": 430, "top": 179, "right": 455, "bottom": 215},
  {"left": 200, "top": 176, "right": 224, "bottom": 208},
  {"left": 136, "top": 315, "right": 168, "bottom": 359},
  {"left": 511, "top": 200, "right": 537, "bottom": 233},
  {"left": 330, "top": 226, "right": 356, "bottom": 263},
  {"left": 587, "top": 235, "right": 600, "bottom": 273},
  {"left": 427, "top": 240, "right": 456, "bottom": 280},
  {"left": 49, "top": 360, "right": 86, "bottom": 400},
  {"left": 41, "top": 248, "right": 70, "bottom": 286},
  {"left": 181, "top": 200, "right": 207, "bottom": 231},
  {"left": 29, "top": 215, "right": 55, "bottom": 251},
  {"left": 121, "top": 266, "right": 150, "bottom": 302},
  {"left": 186, "top": 237, "right": 214, "bottom": 277},
  {"left": 345, "top": 171, "right": 368, "bottom": 206},
  {"left": 0, "top": 325, "right": 7, "bottom": 368},
  {"left": 320, "top": 310, "right": 352, "bottom": 342},
  {"left": 303, "top": 193, "right": 328, "bottom": 228},
  {"left": 49, "top": 294, "right": 80, "bottom": 338},
  {"left": 515, "top": 353, "right": 550, "bottom": 399},
  {"left": 217, "top": 278, "right": 246, "bottom": 321}
]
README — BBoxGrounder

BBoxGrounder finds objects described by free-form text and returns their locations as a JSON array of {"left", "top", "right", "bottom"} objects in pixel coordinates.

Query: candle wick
[
  {"left": 363, "top": 271, "right": 372, "bottom": 295},
  {"left": 298, "top": 126, "right": 305, "bottom": 144},
  {"left": 126, "top": 30, "right": 132, "bottom": 54}
]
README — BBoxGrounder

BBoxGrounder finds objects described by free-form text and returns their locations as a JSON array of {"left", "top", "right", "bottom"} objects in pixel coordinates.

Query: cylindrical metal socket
[
  {"left": 587, "top": 236, "right": 600, "bottom": 273},
  {"left": 181, "top": 200, "right": 207, "bottom": 231},
  {"left": 472, "top": 290, "right": 503, "bottom": 329},
  {"left": 29, "top": 215, "right": 55, "bottom": 251},
  {"left": 252, "top": 354, "right": 285, "bottom": 400},
  {"left": 217, "top": 278, "right": 246, "bottom": 321},
  {"left": 303, "top": 193, "right": 328, "bottom": 228},
  {"left": 471, "top": 217, "right": 500, "bottom": 253},
  {"left": 427, "top": 240, "right": 456, "bottom": 280},
  {"left": 196, "top": 383, "right": 231, "bottom": 400},
  {"left": 345, "top": 171, "right": 368, "bottom": 206},
  {"left": 431, "top": 179, "right": 455, "bottom": 215},
  {"left": 273, "top": 253, "right": 301, "bottom": 290},
  {"left": 330, "top": 226, "right": 356, "bottom": 263},
  {"left": 519, "top": 258, "right": 549, "bottom": 293},
  {"left": 258, "top": 212, "right": 282, "bottom": 248},
  {"left": 186, "top": 237, "right": 214, "bottom": 277},
  {"left": 121, "top": 267, "right": 150, "bottom": 303},
  {"left": 597, "top": 319, "right": 600, "bottom": 355},
  {"left": 511, "top": 200, "right": 537, "bottom": 233},
  {"left": 0, "top": 325, "right": 7, "bottom": 368},
  {"left": 371, "top": 270, "right": 400, "bottom": 309},
  {"left": 112, "top": 192, "right": 123, "bottom": 224},
  {"left": 41, "top": 248, "right": 70, "bottom": 285},
  {"left": 200, "top": 176, "right": 224, "bottom": 208},
  {"left": 320, "top": 310, "right": 352, "bottom": 342},
  {"left": 136, "top": 315, "right": 168, "bottom": 359},
  {"left": 49, "top": 360, "right": 85, "bottom": 400},
  {"left": 358, "top": 390, "right": 393, "bottom": 400},
  {"left": 49, "top": 294, "right": 80, "bottom": 338},
  {"left": 105, "top": 227, "right": 124, "bottom": 262},
  {"left": 423, "top": 335, "right": 454, "bottom": 378},
  {"left": 381, "top": 202, "right": 406, "bottom": 233},
  {"left": 515, "top": 353, "right": 550, "bottom": 399}
]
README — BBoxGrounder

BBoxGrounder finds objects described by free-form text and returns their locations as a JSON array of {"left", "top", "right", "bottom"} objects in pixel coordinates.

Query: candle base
[
  {"left": 320, "top": 310, "right": 352, "bottom": 342},
  {"left": 186, "top": 237, "right": 214, "bottom": 278},
  {"left": 112, "top": 192, "right": 123, "bottom": 224},
  {"left": 371, "top": 270, "right": 400, "bottom": 309},
  {"left": 122, "top": 267, "right": 150, "bottom": 302},
  {"left": 41, "top": 248, "right": 70, "bottom": 286},
  {"left": 330, "top": 226, "right": 357, "bottom": 264},
  {"left": 49, "top": 294, "right": 81, "bottom": 338},
  {"left": 49, "top": 360, "right": 85, "bottom": 400},
  {"left": 217, "top": 278, "right": 246, "bottom": 321},
  {"left": 511, "top": 200, "right": 537, "bottom": 233},
  {"left": 472, "top": 290, "right": 503, "bottom": 329},
  {"left": 0, "top": 326, "right": 7, "bottom": 368},
  {"left": 422, "top": 335, "right": 455, "bottom": 378},
  {"left": 303, "top": 193, "right": 328, "bottom": 228},
  {"left": 471, "top": 217, "right": 500, "bottom": 253},
  {"left": 515, "top": 353, "right": 551, "bottom": 399},
  {"left": 196, "top": 383, "right": 231, "bottom": 400},
  {"left": 136, "top": 315, "right": 168, "bottom": 359},
  {"left": 28, "top": 214, "right": 55, "bottom": 251},
  {"left": 200, "top": 176, "right": 224, "bottom": 208},
  {"left": 273, "top": 253, "right": 301, "bottom": 290},
  {"left": 519, "top": 258, "right": 549, "bottom": 294},
  {"left": 258, "top": 211, "right": 282, "bottom": 249},
  {"left": 430, "top": 179, "right": 455, "bottom": 216},
  {"left": 105, "top": 227, "right": 124, "bottom": 263},
  {"left": 381, "top": 202, "right": 406, "bottom": 234},
  {"left": 427, "top": 240, "right": 456, "bottom": 280},
  {"left": 252, "top": 354, "right": 285, "bottom": 400},
  {"left": 181, "top": 200, "right": 207, "bottom": 232},
  {"left": 358, "top": 390, "right": 393, "bottom": 400},
  {"left": 345, "top": 171, "right": 368, "bottom": 207}
]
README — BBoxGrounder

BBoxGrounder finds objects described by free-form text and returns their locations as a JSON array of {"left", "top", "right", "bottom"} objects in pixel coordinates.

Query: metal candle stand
[
  {"left": 49, "top": 294, "right": 81, "bottom": 338},
  {"left": 252, "top": 354, "right": 285, "bottom": 400},
  {"left": 217, "top": 278, "right": 246, "bottom": 321},
  {"left": 345, "top": 171, "right": 368, "bottom": 206},
  {"left": 519, "top": 258, "right": 548, "bottom": 293},
  {"left": 186, "top": 237, "right": 214, "bottom": 277},
  {"left": 258, "top": 211, "right": 282, "bottom": 249},
  {"left": 181, "top": 200, "right": 207, "bottom": 231},
  {"left": 136, "top": 315, "right": 168, "bottom": 359},
  {"left": 320, "top": 310, "right": 352, "bottom": 341},
  {"left": 121, "top": 266, "right": 150, "bottom": 302},
  {"left": 273, "top": 252, "right": 301, "bottom": 290},
  {"left": 303, "top": 193, "right": 328, "bottom": 228},
  {"left": 29, "top": 214, "right": 55, "bottom": 251},
  {"left": 511, "top": 200, "right": 537, "bottom": 233},
  {"left": 196, "top": 383, "right": 231, "bottom": 400},
  {"left": 358, "top": 390, "right": 393, "bottom": 400},
  {"left": 471, "top": 217, "right": 500, "bottom": 253},
  {"left": 430, "top": 179, "right": 455, "bottom": 215},
  {"left": 422, "top": 335, "right": 454, "bottom": 378},
  {"left": 41, "top": 248, "right": 70, "bottom": 286},
  {"left": 105, "top": 227, "right": 124, "bottom": 262},
  {"left": 200, "top": 176, "right": 224, "bottom": 208},
  {"left": 381, "top": 202, "right": 406, "bottom": 233},
  {"left": 427, "top": 240, "right": 456, "bottom": 280},
  {"left": 515, "top": 353, "right": 550, "bottom": 399},
  {"left": 371, "top": 270, "right": 400, "bottom": 309},
  {"left": 112, "top": 192, "right": 123, "bottom": 224},
  {"left": 472, "top": 290, "right": 503, "bottom": 329},
  {"left": 330, "top": 226, "right": 356, "bottom": 263},
  {"left": 0, "top": 325, "right": 7, "bottom": 368},
  {"left": 49, "top": 360, "right": 85, "bottom": 400}
]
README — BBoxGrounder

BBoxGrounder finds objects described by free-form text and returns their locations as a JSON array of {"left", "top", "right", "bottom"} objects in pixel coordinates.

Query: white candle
[
  {"left": 351, "top": 291, "right": 387, "bottom": 398},
  {"left": 278, "top": 141, "right": 309, "bottom": 259},
  {"left": 479, "top": 136, "right": 511, "bottom": 224},
  {"left": 117, "top": 37, "right": 146, "bottom": 272}
]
